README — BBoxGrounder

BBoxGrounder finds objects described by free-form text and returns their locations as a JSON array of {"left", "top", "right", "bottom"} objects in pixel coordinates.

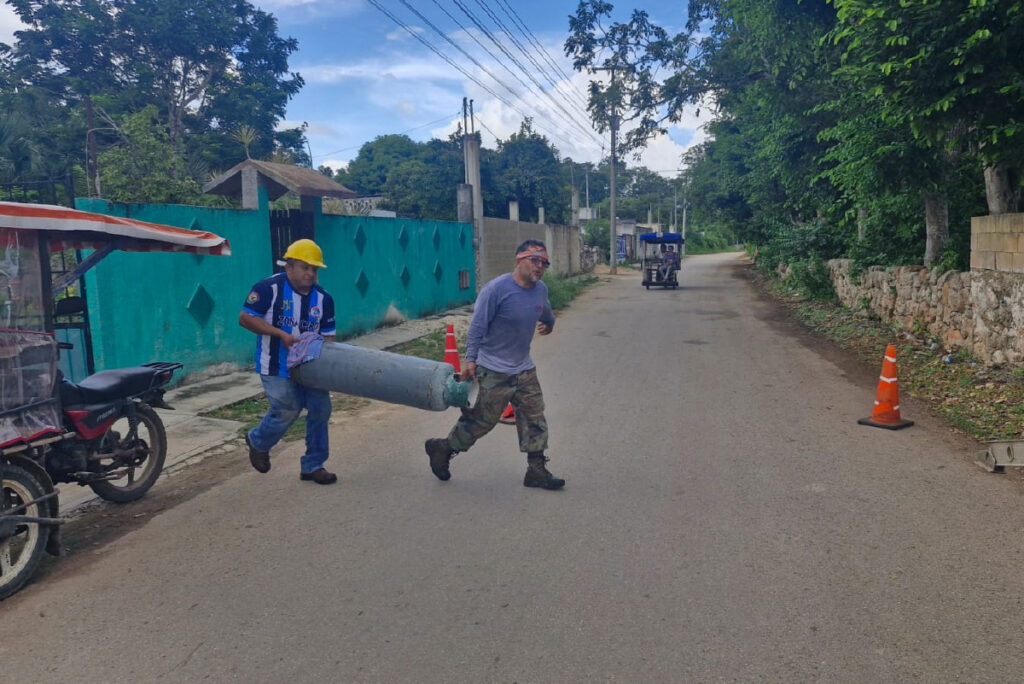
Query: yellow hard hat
[{"left": 282, "top": 238, "right": 326, "bottom": 268}]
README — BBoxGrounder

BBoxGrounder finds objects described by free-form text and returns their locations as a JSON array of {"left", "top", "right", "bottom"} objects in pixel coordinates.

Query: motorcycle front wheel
[
  {"left": 0, "top": 464, "right": 50, "bottom": 601},
  {"left": 88, "top": 403, "right": 167, "bottom": 503}
]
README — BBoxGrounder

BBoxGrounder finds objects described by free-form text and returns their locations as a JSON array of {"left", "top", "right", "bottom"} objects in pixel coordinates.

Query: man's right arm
[{"left": 238, "top": 312, "right": 301, "bottom": 348}]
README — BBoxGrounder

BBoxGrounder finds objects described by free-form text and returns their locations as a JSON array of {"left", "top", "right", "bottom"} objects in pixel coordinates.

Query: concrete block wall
[
  {"left": 478, "top": 217, "right": 582, "bottom": 287},
  {"left": 970, "top": 214, "right": 1024, "bottom": 272}
]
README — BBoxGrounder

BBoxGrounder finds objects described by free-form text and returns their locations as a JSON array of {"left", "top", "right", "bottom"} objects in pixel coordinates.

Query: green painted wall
[
  {"left": 76, "top": 198, "right": 269, "bottom": 375},
  {"left": 74, "top": 198, "right": 476, "bottom": 378},
  {"left": 315, "top": 215, "right": 476, "bottom": 336}
]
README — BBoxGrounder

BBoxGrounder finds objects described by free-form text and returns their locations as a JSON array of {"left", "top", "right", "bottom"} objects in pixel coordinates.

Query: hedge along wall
[
  {"left": 314, "top": 214, "right": 476, "bottom": 336},
  {"left": 75, "top": 198, "right": 476, "bottom": 377}
]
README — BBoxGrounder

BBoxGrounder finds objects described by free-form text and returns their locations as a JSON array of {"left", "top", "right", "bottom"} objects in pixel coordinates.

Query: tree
[
  {"left": 96, "top": 105, "right": 204, "bottom": 204},
  {"left": 495, "top": 120, "right": 564, "bottom": 223},
  {"left": 6, "top": 0, "right": 305, "bottom": 185},
  {"left": 336, "top": 134, "right": 422, "bottom": 195},
  {"left": 565, "top": 1, "right": 695, "bottom": 153},
  {"left": 830, "top": 0, "right": 1024, "bottom": 214}
]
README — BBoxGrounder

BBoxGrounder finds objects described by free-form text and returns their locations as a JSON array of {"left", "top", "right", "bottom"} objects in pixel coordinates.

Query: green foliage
[
  {"left": 783, "top": 257, "right": 837, "bottom": 301},
  {"left": 4, "top": 0, "right": 305, "bottom": 186},
  {"left": 565, "top": 0, "right": 1023, "bottom": 271},
  {"left": 543, "top": 272, "right": 598, "bottom": 311},
  {"left": 96, "top": 106, "right": 206, "bottom": 204},
  {"left": 683, "top": 224, "right": 736, "bottom": 254}
]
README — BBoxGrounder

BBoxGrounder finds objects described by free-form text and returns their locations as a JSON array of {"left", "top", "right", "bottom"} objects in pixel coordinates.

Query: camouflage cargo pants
[{"left": 447, "top": 366, "right": 549, "bottom": 454}]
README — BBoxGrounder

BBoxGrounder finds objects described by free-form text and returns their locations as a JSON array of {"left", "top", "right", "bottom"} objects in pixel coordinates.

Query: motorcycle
[
  {"left": 0, "top": 200, "right": 230, "bottom": 600},
  {"left": 0, "top": 332, "right": 181, "bottom": 600}
]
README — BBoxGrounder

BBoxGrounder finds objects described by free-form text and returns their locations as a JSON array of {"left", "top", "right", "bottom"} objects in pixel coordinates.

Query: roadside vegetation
[
  {"left": 754, "top": 267, "right": 1024, "bottom": 443},
  {"left": 203, "top": 394, "right": 369, "bottom": 441}
]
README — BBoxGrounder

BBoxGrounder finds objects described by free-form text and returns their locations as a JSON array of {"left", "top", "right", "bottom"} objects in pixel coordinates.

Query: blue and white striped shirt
[{"left": 242, "top": 272, "right": 336, "bottom": 377}]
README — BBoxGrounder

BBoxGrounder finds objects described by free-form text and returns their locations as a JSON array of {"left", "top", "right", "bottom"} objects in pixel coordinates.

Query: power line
[
  {"left": 426, "top": 0, "right": 597, "bottom": 143},
  {"left": 400, "top": 0, "right": 596, "bottom": 144},
  {"left": 367, "top": 0, "right": 598, "bottom": 153},
  {"left": 480, "top": 0, "right": 592, "bottom": 116},
  {"left": 494, "top": 0, "right": 583, "bottom": 98},
  {"left": 460, "top": 0, "right": 596, "bottom": 129},
  {"left": 450, "top": 0, "right": 603, "bottom": 147}
]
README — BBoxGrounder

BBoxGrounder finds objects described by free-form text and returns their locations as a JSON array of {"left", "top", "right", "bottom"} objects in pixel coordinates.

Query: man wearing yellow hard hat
[{"left": 238, "top": 238, "right": 338, "bottom": 484}]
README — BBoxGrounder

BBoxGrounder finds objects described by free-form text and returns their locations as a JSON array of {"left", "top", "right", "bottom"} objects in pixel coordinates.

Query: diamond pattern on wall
[
  {"left": 354, "top": 224, "right": 367, "bottom": 254},
  {"left": 433, "top": 260, "right": 443, "bottom": 282},
  {"left": 355, "top": 269, "right": 370, "bottom": 297},
  {"left": 186, "top": 283, "right": 214, "bottom": 327},
  {"left": 400, "top": 266, "right": 411, "bottom": 288},
  {"left": 398, "top": 226, "right": 409, "bottom": 251},
  {"left": 432, "top": 226, "right": 441, "bottom": 249}
]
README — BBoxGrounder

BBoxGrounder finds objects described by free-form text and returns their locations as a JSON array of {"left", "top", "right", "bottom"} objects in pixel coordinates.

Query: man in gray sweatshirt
[{"left": 424, "top": 239, "right": 564, "bottom": 490}]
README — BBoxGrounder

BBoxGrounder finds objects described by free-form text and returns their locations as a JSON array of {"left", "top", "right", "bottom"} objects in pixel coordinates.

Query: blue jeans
[{"left": 248, "top": 375, "right": 331, "bottom": 473}]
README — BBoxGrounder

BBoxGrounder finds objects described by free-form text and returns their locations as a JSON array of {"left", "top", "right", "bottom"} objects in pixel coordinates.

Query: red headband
[{"left": 516, "top": 245, "right": 549, "bottom": 262}]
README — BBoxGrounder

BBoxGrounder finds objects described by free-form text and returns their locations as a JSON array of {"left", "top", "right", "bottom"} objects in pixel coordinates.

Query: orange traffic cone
[
  {"left": 858, "top": 344, "right": 914, "bottom": 430},
  {"left": 443, "top": 324, "right": 460, "bottom": 374},
  {"left": 499, "top": 402, "right": 516, "bottom": 425}
]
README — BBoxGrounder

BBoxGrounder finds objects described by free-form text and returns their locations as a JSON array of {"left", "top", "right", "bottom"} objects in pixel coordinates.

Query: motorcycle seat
[{"left": 60, "top": 366, "right": 163, "bottom": 405}]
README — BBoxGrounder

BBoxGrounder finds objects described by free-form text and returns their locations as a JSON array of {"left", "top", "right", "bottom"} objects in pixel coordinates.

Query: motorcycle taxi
[
  {"left": 640, "top": 231, "right": 684, "bottom": 290},
  {"left": 0, "top": 201, "right": 230, "bottom": 600}
]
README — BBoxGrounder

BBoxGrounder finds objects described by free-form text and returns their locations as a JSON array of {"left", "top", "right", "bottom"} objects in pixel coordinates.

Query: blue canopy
[{"left": 639, "top": 232, "right": 684, "bottom": 244}]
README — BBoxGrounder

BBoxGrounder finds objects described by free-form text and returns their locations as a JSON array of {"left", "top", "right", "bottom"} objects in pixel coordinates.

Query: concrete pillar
[
  {"left": 538, "top": 206, "right": 545, "bottom": 225},
  {"left": 464, "top": 135, "right": 484, "bottom": 292},
  {"left": 241, "top": 166, "right": 260, "bottom": 210},
  {"left": 509, "top": 200, "right": 519, "bottom": 222},
  {"left": 571, "top": 185, "right": 580, "bottom": 227},
  {"left": 457, "top": 184, "right": 473, "bottom": 223}
]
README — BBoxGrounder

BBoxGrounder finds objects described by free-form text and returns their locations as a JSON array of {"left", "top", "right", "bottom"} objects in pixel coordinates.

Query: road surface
[{"left": 3, "top": 253, "right": 1024, "bottom": 681}]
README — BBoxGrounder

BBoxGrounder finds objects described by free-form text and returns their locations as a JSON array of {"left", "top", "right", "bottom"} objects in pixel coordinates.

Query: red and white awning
[{"left": 0, "top": 201, "right": 231, "bottom": 255}]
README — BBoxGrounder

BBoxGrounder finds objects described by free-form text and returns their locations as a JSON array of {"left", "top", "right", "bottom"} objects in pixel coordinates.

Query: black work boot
[
  {"left": 524, "top": 452, "right": 565, "bottom": 490},
  {"left": 425, "top": 438, "right": 455, "bottom": 481}
]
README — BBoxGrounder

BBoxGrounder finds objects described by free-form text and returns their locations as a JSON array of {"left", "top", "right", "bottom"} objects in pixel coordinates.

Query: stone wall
[{"left": 818, "top": 213, "right": 1024, "bottom": 366}]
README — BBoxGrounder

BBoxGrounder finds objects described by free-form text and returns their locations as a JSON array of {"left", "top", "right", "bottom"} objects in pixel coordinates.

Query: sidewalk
[{"left": 58, "top": 306, "right": 473, "bottom": 513}]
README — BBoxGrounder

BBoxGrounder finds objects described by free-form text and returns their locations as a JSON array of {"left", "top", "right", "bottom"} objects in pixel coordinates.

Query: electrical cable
[
  {"left": 478, "top": 0, "right": 592, "bottom": 116},
  {"left": 451, "top": 0, "right": 603, "bottom": 146},
  {"left": 368, "top": 0, "right": 599, "bottom": 153},
  {"left": 426, "top": 0, "right": 597, "bottom": 142}
]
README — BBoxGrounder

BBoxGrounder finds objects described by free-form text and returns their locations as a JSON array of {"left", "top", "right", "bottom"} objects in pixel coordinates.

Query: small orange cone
[
  {"left": 858, "top": 344, "right": 914, "bottom": 430},
  {"left": 499, "top": 402, "right": 516, "bottom": 425},
  {"left": 443, "top": 324, "right": 460, "bottom": 374}
]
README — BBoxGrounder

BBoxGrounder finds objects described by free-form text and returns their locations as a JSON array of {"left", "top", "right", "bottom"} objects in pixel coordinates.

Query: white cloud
[
  {"left": 253, "top": 0, "right": 362, "bottom": 21},
  {"left": 299, "top": 55, "right": 461, "bottom": 84},
  {"left": 0, "top": 4, "right": 25, "bottom": 45}
]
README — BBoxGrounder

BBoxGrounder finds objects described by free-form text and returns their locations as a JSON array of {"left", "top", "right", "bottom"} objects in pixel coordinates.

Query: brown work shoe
[
  {"left": 425, "top": 438, "right": 454, "bottom": 481},
  {"left": 300, "top": 468, "right": 338, "bottom": 485},
  {"left": 245, "top": 433, "right": 270, "bottom": 473}
]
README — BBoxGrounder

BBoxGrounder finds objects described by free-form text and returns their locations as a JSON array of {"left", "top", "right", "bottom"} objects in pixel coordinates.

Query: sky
[{"left": 0, "top": 1, "right": 706, "bottom": 177}]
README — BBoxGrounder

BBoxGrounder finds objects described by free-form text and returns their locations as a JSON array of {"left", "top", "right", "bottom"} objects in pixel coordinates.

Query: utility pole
[
  {"left": 608, "top": 97, "right": 618, "bottom": 274},
  {"left": 592, "top": 65, "right": 619, "bottom": 274},
  {"left": 673, "top": 188, "right": 678, "bottom": 232}
]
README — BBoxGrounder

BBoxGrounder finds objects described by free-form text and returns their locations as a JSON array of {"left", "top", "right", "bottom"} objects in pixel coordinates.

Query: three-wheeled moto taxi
[
  {"left": 0, "top": 201, "right": 230, "bottom": 600},
  {"left": 640, "top": 231, "right": 684, "bottom": 289}
]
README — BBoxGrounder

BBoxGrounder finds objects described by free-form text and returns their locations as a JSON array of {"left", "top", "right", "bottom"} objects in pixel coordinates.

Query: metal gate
[{"left": 269, "top": 209, "right": 314, "bottom": 273}]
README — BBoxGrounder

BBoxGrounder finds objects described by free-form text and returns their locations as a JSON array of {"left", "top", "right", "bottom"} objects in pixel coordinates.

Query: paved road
[{"left": 3, "top": 253, "right": 1024, "bottom": 681}]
